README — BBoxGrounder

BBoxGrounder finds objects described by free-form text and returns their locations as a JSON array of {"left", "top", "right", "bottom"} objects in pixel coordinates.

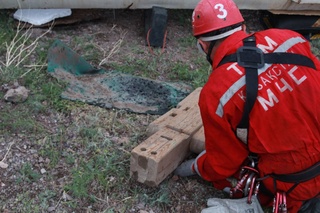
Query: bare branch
[
  {"left": 1, "top": 19, "right": 54, "bottom": 74},
  {"left": 98, "top": 30, "right": 127, "bottom": 67},
  {"left": 0, "top": 141, "right": 14, "bottom": 163}
]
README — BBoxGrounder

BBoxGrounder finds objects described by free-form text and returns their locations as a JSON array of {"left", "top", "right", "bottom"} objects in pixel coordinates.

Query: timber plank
[
  {"left": 130, "top": 127, "right": 191, "bottom": 186},
  {"left": 166, "top": 104, "right": 202, "bottom": 135},
  {"left": 176, "top": 87, "right": 202, "bottom": 108},
  {"left": 146, "top": 87, "right": 202, "bottom": 136},
  {"left": 130, "top": 87, "right": 205, "bottom": 186}
]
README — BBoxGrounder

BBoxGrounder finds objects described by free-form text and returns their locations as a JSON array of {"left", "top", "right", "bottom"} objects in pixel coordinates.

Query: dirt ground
[{"left": 0, "top": 8, "right": 268, "bottom": 213}]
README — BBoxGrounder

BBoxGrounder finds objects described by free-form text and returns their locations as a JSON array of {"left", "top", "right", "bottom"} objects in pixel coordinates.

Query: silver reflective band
[
  {"left": 194, "top": 150, "right": 206, "bottom": 177},
  {"left": 200, "top": 26, "right": 242, "bottom": 41}
]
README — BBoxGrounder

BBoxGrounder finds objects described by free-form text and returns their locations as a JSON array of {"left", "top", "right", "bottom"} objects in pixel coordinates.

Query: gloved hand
[
  {"left": 201, "top": 196, "right": 264, "bottom": 213},
  {"left": 174, "top": 159, "right": 196, "bottom": 177},
  {"left": 298, "top": 197, "right": 320, "bottom": 213}
]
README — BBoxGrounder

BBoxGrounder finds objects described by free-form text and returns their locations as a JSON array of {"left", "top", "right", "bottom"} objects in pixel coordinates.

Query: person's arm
[{"left": 194, "top": 88, "right": 249, "bottom": 189}]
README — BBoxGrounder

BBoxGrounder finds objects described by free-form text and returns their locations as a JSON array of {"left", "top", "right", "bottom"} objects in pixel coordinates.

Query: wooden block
[
  {"left": 130, "top": 127, "right": 191, "bottom": 186},
  {"left": 130, "top": 87, "right": 204, "bottom": 186},
  {"left": 166, "top": 104, "right": 202, "bottom": 135},
  {"left": 146, "top": 87, "right": 202, "bottom": 136},
  {"left": 146, "top": 108, "right": 178, "bottom": 136},
  {"left": 176, "top": 87, "right": 202, "bottom": 108}
]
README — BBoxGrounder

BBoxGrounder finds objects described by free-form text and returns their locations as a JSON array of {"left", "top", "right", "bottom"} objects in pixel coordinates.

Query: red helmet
[{"left": 192, "top": 0, "right": 244, "bottom": 38}]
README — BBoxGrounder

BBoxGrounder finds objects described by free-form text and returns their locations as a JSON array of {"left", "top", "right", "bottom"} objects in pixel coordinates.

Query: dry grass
[
  {"left": 0, "top": 21, "right": 52, "bottom": 74},
  {"left": 96, "top": 26, "right": 127, "bottom": 67}
]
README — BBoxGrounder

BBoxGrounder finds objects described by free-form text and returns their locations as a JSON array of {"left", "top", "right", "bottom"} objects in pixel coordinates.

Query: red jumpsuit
[{"left": 194, "top": 29, "right": 320, "bottom": 212}]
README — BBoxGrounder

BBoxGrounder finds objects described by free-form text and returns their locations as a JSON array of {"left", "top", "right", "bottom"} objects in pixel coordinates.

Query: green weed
[
  {"left": 17, "top": 163, "right": 41, "bottom": 183},
  {"left": 79, "top": 126, "right": 100, "bottom": 139},
  {"left": 39, "top": 190, "right": 57, "bottom": 209},
  {"left": 38, "top": 132, "right": 68, "bottom": 168},
  {"left": 65, "top": 151, "right": 127, "bottom": 199},
  {"left": 311, "top": 38, "right": 320, "bottom": 59},
  {"left": 0, "top": 10, "right": 15, "bottom": 52},
  {"left": 141, "top": 184, "right": 171, "bottom": 207},
  {"left": 10, "top": 192, "right": 40, "bottom": 213},
  {"left": 169, "top": 9, "right": 193, "bottom": 26},
  {"left": 40, "top": 81, "right": 71, "bottom": 112},
  {"left": 178, "top": 35, "right": 196, "bottom": 48},
  {"left": 65, "top": 153, "right": 76, "bottom": 164},
  {"left": 0, "top": 103, "right": 44, "bottom": 134}
]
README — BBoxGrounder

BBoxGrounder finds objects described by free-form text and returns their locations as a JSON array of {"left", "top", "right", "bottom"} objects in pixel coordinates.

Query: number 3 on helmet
[{"left": 192, "top": 0, "right": 244, "bottom": 37}]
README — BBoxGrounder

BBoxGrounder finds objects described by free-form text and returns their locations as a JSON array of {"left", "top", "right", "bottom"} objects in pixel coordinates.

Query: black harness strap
[
  {"left": 218, "top": 49, "right": 316, "bottom": 69},
  {"left": 258, "top": 162, "right": 320, "bottom": 196},
  {"left": 269, "top": 161, "right": 320, "bottom": 183},
  {"left": 235, "top": 36, "right": 259, "bottom": 144}
]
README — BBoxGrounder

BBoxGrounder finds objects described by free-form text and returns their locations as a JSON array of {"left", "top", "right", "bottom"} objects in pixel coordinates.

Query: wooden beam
[
  {"left": 130, "top": 87, "right": 205, "bottom": 186},
  {"left": 146, "top": 87, "right": 203, "bottom": 136},
  {"left": 130, "top": 127, "right": 191, "bottom": 186}
]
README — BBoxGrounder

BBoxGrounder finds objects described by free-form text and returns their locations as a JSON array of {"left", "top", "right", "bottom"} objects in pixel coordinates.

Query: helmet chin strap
[{"left": 206, "top": 41, "right": 215, "bottom": 65}]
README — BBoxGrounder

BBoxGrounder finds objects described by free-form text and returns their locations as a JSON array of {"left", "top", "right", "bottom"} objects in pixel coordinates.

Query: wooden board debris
[
  {"left": 146, "top": 87, "right": 203, "bottom": 136},
  {"left": 130, "top": 87, "right": 205, "bottom": 186},
  {"left": 130, "top": 127, "right": 191, "bottom": 186}
]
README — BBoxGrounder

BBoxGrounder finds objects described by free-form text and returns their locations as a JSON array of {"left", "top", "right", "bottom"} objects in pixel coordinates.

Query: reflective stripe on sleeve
[{"left": 194, "top": 150, "right": 206, "bottom": 177}]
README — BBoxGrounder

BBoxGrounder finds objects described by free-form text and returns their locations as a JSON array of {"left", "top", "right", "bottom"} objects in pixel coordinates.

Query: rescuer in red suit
[{"left": 174, "top": 0, "right": 320, "bottom": 212}]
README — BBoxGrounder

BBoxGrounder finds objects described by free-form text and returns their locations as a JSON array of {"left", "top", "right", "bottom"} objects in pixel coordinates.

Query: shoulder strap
[
  {"left": 235, "top": 36, "right": 259, "bottom": 144},
  {"left": 218, "top": 48, "right": 316, "bottom": 69}
]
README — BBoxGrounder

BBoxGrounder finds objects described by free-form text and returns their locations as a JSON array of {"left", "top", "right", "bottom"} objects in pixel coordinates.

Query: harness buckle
[
  {"left": 236, "top": 46, "right": 265, "bottom": 69},
  {"left": 230, "top": 164, "right": 260, "bottom": 204},
  {"left": 273, "top": 192, "right": 287, "bottom": 213}
]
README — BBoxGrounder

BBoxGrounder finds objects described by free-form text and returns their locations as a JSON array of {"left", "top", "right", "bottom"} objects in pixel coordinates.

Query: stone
[
  {"left": 4, "top": 86, "right": 29, "bottom": 103},
  {"left": 0, "top": 161, "right": 8, "bottom": 169}
]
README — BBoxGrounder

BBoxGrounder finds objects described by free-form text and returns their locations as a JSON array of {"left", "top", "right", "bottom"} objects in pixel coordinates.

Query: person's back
[{"left": 198, "top": 27, "right": 320, "bottom": 212}]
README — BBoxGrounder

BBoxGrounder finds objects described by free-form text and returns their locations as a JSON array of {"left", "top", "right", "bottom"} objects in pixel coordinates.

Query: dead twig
[
  {"left": 0, "top": 20, "right": 54, "bottom": 74},
  {"left": 20, "top": 63, "right": 46, "bottom": 77},
  {"left": 1, "top": 142, "right": 14, "bottom": 162},
  {"left": 96, "top": 30, "right": 127, "bottom": 67}
]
